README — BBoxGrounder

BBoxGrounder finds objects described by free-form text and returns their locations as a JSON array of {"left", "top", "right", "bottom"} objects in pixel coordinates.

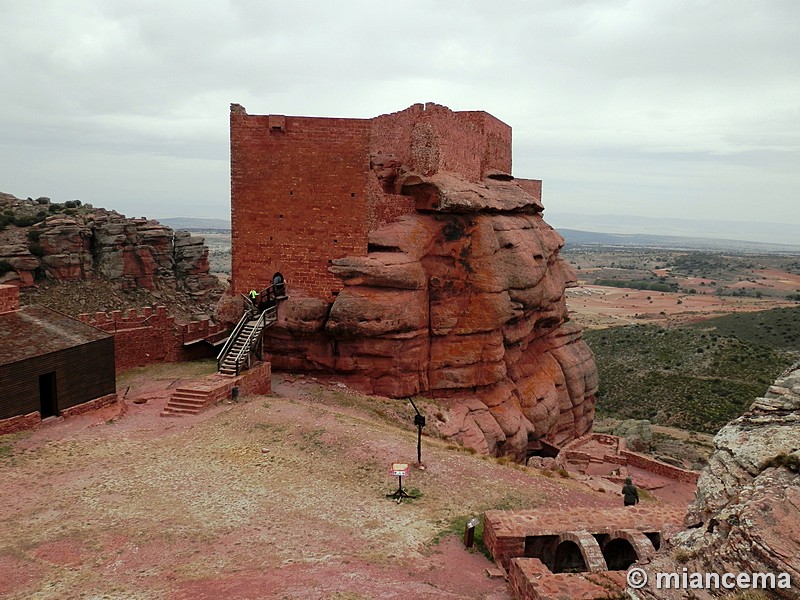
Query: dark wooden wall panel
[{"left": 0, "top": 338, "right": 116, "bottom": 420}]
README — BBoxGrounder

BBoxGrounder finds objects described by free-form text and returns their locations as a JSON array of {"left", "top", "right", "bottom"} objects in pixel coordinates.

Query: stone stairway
[{"left": 161, "top": 386, "right": 217, "bottom": 416}]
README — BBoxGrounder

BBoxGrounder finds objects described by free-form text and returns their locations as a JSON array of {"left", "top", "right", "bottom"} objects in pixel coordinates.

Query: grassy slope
[
  {"left": 585, "top": 311, "right": 800, "bottom": 432},
  {"left": 687, "top": 306, "right": 800, "bottom": 349}
]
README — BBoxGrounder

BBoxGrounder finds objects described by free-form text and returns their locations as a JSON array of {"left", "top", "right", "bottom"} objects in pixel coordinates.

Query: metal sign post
[
  {"left": 408, "top": 397, "right": 426, "bottom": 467},
  {"left": 386, "top": 463, "right": 415, "bottom": 504}
]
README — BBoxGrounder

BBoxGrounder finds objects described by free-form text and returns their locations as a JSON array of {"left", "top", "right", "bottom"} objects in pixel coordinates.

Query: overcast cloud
[{"left": 1, "top": 0, "right": 798, "bottom": 235}]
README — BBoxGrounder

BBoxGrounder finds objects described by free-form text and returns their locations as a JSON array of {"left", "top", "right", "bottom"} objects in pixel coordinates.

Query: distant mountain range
[
  {"left": 546, "top": 213, "right": 799, "bottom": 247},
  {"left": 558, "top": 229, "right": 800, "bottom": 253},
  {"left": 159, "top": 217, "right": 231, "bottom": 230},
  {"left": 157, "top": 214, "right": 800, "bottom": 254}
]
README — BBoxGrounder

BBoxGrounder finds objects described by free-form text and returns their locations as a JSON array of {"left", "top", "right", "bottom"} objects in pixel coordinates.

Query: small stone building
[{"left": 0, "top": 284, "right": 116, "bottom": 433}]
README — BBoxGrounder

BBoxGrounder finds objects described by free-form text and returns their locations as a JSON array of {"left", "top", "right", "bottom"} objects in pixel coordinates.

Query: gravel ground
[{"left": 1, "top": 365, "right": 649, "bottom": 599}]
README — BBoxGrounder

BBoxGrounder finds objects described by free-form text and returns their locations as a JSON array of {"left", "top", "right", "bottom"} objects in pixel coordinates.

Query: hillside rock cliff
[
  {"left": 0, "top": 193, "right": 221, "bottom": 300},
  {"left": 262, "top": 172, "right": 598, "bottom": 458},
  {"left": 629, "top": 364, "right": 800, "bottom": 599}
]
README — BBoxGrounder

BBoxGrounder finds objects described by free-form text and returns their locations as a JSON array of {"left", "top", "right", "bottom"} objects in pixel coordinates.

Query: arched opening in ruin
[
  {"left": 524, "top": 535, "right": 558, "bottom": 571},
  {"left": 645, "top": 532, "right": 661, "bottom": 551},
  {"left": 553, "top": 540, "right": 587, "bottom": 573},
  {"left": 602, "top": 538, "right": 638, "bottom": 571}
]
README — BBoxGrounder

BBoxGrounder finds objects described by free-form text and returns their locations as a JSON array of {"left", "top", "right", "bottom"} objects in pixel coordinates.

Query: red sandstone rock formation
[
  {"left": 629, "top": 364, "right": 800, "bottom": 600},
  {"left": 0, "top": 194, "right": 220, "bottom": 299},
  {"left": 264, "top": 174, "right": 598, "bottom": 458},
  {"left": 229, "top": 103, "right": 597, "bottom": 457}
]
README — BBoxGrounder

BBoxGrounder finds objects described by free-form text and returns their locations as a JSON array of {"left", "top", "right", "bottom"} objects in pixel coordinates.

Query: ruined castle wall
[
  {"left": 369, "top": 103, "right": 512, "bottom": 181},
  {"left": 79, "top": 306, "right": 227, "bottom": 372},
  {"left": 230, "top": 107, "right": 372, "bottom": 302}
]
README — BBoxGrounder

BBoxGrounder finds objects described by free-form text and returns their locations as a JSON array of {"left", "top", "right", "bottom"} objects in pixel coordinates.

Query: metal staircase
[
  {"left": 216, "top": 305, "right": 277, "bottom": 376},
  {"left": 216, "top": 279, "right": 287, "bottom": 377}
]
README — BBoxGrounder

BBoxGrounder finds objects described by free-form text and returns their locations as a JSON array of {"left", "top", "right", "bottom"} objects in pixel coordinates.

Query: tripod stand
[{"left": 386, "top": 474, "right": 415, "bottom": 504}]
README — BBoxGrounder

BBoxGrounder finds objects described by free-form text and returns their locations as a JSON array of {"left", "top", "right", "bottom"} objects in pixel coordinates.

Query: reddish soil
[
  {"left": 0, "top": 364, "right": 686, "bottom": 599},
  {"left": 566, "top": 285, "right": 795, "bottom": 329}
]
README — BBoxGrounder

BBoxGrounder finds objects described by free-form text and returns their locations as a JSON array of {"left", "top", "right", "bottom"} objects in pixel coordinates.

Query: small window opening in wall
[
  {"left": 268, "top": 114, "right": 286, "bottom": 132},
  {"left": 351, "top": 192, "right": 355, "bottom": 197},
  {"left": 269, "top": 236, "right": 273, "bottom": 241},
  {"left": 279, "top": 214, "right": 283, "bottom": 219},
  {"left": 333, "top": 239, "right": 338, "bottom": 244},
  {"left": 289, "top": 191, "right": 293, "bottom": 196}
]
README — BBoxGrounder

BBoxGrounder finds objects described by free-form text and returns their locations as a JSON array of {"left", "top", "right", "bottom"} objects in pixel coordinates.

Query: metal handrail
[
  {"left": 257, "top": 281, "right": 288, "bottom": 303},
  {"left": 216, "top": 296, "right": 256, "bottom": 370},
  {"left": 230, "top": 307, "right": 276, "bottom": 374}
]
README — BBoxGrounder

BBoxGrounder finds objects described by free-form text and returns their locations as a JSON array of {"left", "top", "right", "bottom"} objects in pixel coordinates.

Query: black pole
[
  {"left": 417, "top": 424, "right": 422, "bottom": 465},
  {"left": 408, "top": 397, "right": 426, "bottom": 466}
]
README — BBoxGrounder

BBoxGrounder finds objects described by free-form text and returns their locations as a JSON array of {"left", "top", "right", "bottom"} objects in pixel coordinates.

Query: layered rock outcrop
[
  {"left": 0, "top": 194, "right": 220, "bottom": 299},
  {"left": 629, "top": 364, "right": 800, "bottom": 599},
  {"left": 264, "top": 173, "right": 598, "bottom": 458}
]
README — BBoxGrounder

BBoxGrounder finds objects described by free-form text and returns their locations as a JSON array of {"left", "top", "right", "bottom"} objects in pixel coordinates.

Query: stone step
[
  {"left": 169, "top": 395, "right": 207, "bottom": 406},
  {"left": 167, "top": 398, "right": 210, "bottom": 410},
  {"left": 172, "top": 389, "right": 210, "bottom": 399},
  {"left": 166, "top": 401, "right": 207, "bottom": 411}
]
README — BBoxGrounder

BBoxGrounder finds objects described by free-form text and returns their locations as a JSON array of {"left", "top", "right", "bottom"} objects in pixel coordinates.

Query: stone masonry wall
[
  {"left": 370, "top": 103, "right": 512, "bottom": 181},
  {"left": 78, "top": 306, "right": 228, "bottom": 372},
  {"left": 230, "top": 105, "right": 372, "bottom": 302},
  {"left": 0, "top": 284, "right": 19, "bottom": 314}
]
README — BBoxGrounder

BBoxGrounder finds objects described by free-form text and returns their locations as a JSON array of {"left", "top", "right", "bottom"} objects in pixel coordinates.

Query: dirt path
[{"left": 0, "top": 366, "right": 653, "bottom": 600}]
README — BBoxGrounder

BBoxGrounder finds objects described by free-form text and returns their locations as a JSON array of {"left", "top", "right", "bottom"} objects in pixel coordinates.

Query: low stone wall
[
  {"left": 0, "top": 411, "right": 40, "bottom": 435},
  {"left": 620, "top": 449, "right": 699, "bottom": 484},
  {"left": 0, "top": 393, "right": 120, "bottom": 435},
  {"left": 557, "top": 432, "right": 699, "bottom": 484},
  {"left": 238, "top": 362, "right": 272, "bottom": 396},
  {"left": 78, "top": 306, "right": 228, "bottom": 372},
  {"left": 60, "top": 393, "right": 119, "bottom": 418},
  {"left": 509, "top": 558, "right": 628, "bottom": 600}
]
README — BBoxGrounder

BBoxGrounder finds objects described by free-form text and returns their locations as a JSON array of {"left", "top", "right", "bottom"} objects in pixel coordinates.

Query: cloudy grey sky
[{"left": 1, "top": 0, "right": 798, "bottom": 236}]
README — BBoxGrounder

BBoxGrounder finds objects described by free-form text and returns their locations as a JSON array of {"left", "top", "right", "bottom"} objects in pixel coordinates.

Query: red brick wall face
[
  {"left": 79, "top": 306, "right": 228, "bottom": 372},
  {"left": 231, "top": 110, "right": 372, "bottom": 302},
  {"left": 0, "top": 284, "right": 20, "bottom": 314},
  {"left": 231, "top": 103, "right": 514, "bottom": 303},
  {"left": 370, "top": 103, "right": 512, "bottom": 181}
]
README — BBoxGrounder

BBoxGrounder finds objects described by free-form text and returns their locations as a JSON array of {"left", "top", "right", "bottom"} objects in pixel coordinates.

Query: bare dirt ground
[
  {"left": 566, "top": 284, "right": 795, "bottom": 329},
  {"left": 0, "top": 363, "right": 673, "bottom": 600}
]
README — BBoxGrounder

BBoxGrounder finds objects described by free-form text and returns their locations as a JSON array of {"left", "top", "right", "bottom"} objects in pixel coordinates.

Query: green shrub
[{"left": 12, "top": 214, "right": 44, "bottom": 227}]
